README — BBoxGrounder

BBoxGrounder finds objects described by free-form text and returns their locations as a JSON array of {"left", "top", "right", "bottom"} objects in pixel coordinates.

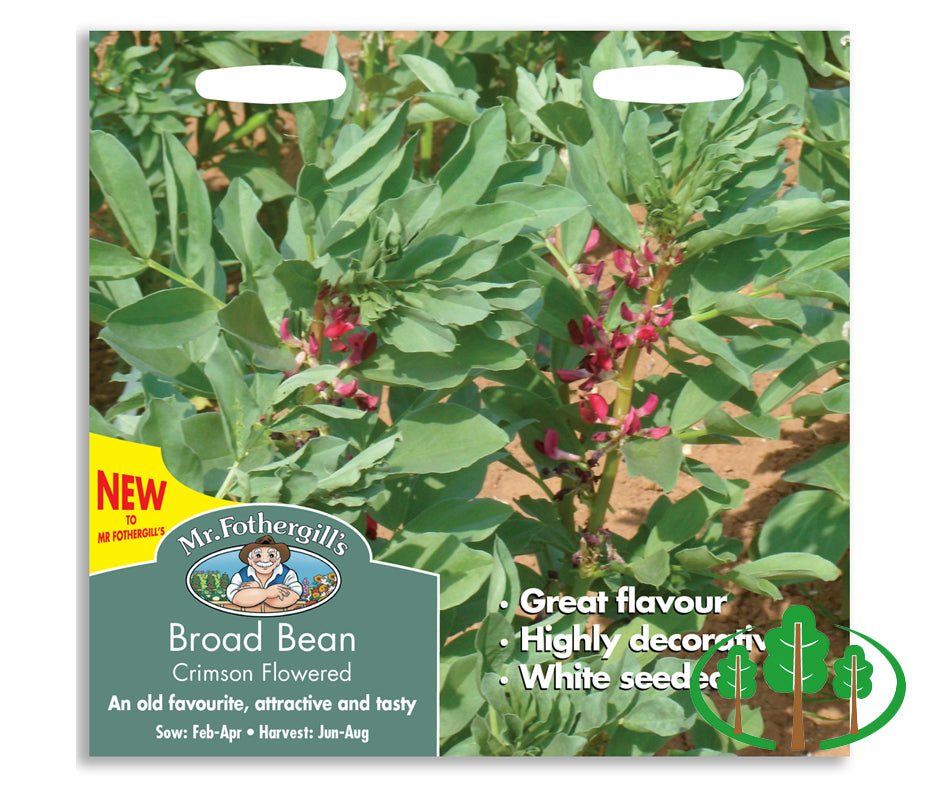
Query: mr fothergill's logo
[{"left": 182, "top": 510, "right": 345, "bottom": 617}]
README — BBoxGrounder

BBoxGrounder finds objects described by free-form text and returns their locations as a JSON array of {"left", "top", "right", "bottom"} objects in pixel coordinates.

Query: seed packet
[{"left": 89, "top": 30, "right": 854, "bottom": 757}]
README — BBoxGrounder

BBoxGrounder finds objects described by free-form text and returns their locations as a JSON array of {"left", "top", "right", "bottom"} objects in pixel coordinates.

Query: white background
[{"left": 5, "top": 0, "right": 932, "bottom": 783}]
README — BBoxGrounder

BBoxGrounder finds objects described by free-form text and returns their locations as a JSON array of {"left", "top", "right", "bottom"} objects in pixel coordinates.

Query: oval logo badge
[{"left": 186, "top": 537, "right": 340, "bottom": 617}]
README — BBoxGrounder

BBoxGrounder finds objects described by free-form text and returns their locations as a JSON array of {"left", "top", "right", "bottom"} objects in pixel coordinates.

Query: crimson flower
[
  {"left": 558, "top": 315, "right": 632, "bottom": 392},
  {"left": 330, "top": 377, "right": 378, "bottom": 412},
  {"left": 580, "top": 392, "right": 670, "bottom": 443},
  {"left": 612, "top": 248, "right": 653, "bottom": 289},
  {"left": 619, "top": 298, "right": 674, "bottom": 353},
  {"left": 534, "top": 429, "right": 582, "bottom": 462},
  {"left": 338, "top": 331, "right": 378, "bottom": 369}
]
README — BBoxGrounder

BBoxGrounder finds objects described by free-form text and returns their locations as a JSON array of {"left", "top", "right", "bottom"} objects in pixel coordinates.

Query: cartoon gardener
[{"left": 226, "top": 534, "right": 303, "bottom": 609}]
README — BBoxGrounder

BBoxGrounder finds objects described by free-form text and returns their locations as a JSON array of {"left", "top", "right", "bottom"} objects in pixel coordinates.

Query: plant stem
[
  {"left": 587, "top": 264, "right": 672, "bottom": 533},
  {"left": 542, "top": 239, "right": 584, "bottom": 293},
  {"left": 788, "top": 130, "right": 850, "bottom": 165},
  {"left": 145, "top": 259, "right": 225, "bottom": 308},
  {"left": 420, "top": 121, "right": 434, "bottom": 179},
  {"left": 216, "top": 460, "right": 242, "bottom": 499}
]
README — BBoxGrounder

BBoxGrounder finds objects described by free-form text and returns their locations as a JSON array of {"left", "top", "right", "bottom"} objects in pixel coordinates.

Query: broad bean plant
[{"left": 90, "top": 31, "right": 849, "bottom": 755}]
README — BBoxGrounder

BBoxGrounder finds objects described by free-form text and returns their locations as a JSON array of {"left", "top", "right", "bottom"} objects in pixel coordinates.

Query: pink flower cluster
[
  {"left": 557, "top": 315, "right": 630, "bottom": 392},
  {"left": 572, "top": 526, "right": 625, "bottom": 573},
  {"left": 572, "top": 235, "right": 684, "bottom": 294},
  {"left": 620, "top": 298, "right": 675, "bottom": 354},
  {"left": 535, "top": 232, "right": 680, "bottom": 474},
  {"left": 556, "top": 294, "right": 674, "bottom": 390},
  {"left": 279, "top": 295, "right": 378, "bottom": 412},
  {"left": 323, "top": 377, "right": 378, "bottom": 412},
  {"left": 579, "top": 392, "right": 670, "bottom": 443}
]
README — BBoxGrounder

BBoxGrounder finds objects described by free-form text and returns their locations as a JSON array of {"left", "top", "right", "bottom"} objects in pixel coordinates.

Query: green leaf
[
  {"left": 719, "top": 35, "right": 807, "bottom": 107},
  {"left": 162, "top": 133, "right": 215, "bottom": 280},
  {"left": 675, "top": 544, "right": 737, "bottom": 572},
  {"left": 757, "top": 489, "right": 849, "bottom": 563},
  {"left": 475, "top": 613, "right": 515, "bottom": 673},
  {"left": 381, "top": 532, "right": 493, "bottom": 609},
  {"left": 622, "top": 434, "right": 683, "bottom": 492},
  {"left": 757, "top": 340, "right": 849, "bottom": 412},
  {"left": 671, "top": 364, "right": 742, "bottom": 432},
  {"left": 792, "top": 382, "right": 849, "bottom": 423},
  {"left": 644, "top": 490, "right": 713, "bottom": 554},
  {"left": 729, "top": 554, "right": 841, "bottom": 600},
  {"left": 403, "top": 498, "right": 513, "bottom": 543},
  {"left": 481, "top": 183, "right": 587, "bottom": 232},
  {"left": 684, "top": 198, "right": 849, "bottom": 261},
  {"left": 622, "top": 696, "right": 689, "bottom": 737},
  {"left": 703, "top": 409, "right": 780, "bottom": 440},
  {"left": 325, "top": 103, "right": 411, "bottom": 191},
  {"left": 89, "top": 240, "right": 146, "bottom": 281},
  {"left": 90, "top": 406, "right": 126, "bottom": 439},
  {"left": 481, "top": 384, "right": 578, "bottom": 462},
  {"left": 425, "top": 202, "right": 537, "bottom": 244},
  {"left": 669, "top": 320, "right": 752, "bottom": 389},
  {"left": 320, "top": 136, "right": 419, "bottom": 254},
  {"left": 314, "top": 434, "right": 400, "bottom": 493},
  {"left": 681, "top": 459, "right": 736, "bottom": 500},
  {"left": 272, "top": 365, "right": 341, "bottom": 401},
  {"left": 203, "top": 339, "right": 261, "bottom": 458},
  {"left": 214, "top": 178, "right": 282, "bottom": 276},
  {"left": 358, "top": 328, "right": 526, "bottom": 390},
  {"left": 417, "top": 92, "right": 479, "bottom": 125},
  {"left": 628, "top": 549, "right": 671, "bottom": 587},
  {"left": 579, "top": 64, "right": 629, "bottom": 201},
  {"left": 401, "top": 53, "right": 461, "bottom": 96},
  {"left": 89, "top": 131, "right": 157, "bottom": 257},
  {"left": 707, "top": 293, "right": 806, "bottom": 330},
  {"left": 791, "top": 31, "right": 831, "bottom": 76},
  {"left": 381, "top": 309, "right": 457, "bottom": 353},
  {"left": 435, "top": 106, "right": 507, "bottom": 215},
  {"left": 782, "top": 443, "right": 849, "bottom": 500},
  {"left": 567, "top": 141, "right": 641, "bottom": 250},
  {"left": 407, "top": 287, "right": 492, "bottom": 327},
  {"left": 136, "top": 396, "right": 203, "bottom": 489},
  {"left": 218, "top": 151, "right": 295, "bottom": 203},
  {"left": 623, "top": 110, "right": 664, "bottom": 205},
  {"left": 217, "top": 291, "right": 296, "bottom": 372},
  {"left": 386, "top": 404, "right": 509, "bottom": 475},
  {"left": 101, "top": 288, "right": 219, "bottom": 349},
  {"left": 487, "top": 537, "right": 521, "bottom": 621},
  {"left": 439, "top": 654, "right": 484, "bottom": 738},
  {"left": 778, "top": 269, "right": 850, "bottom": 306},
  {"left": 273, "top": 258, "right": 320, "bottom": 309},
  {"left": 535, "top": 101, "right": 592, "bottom": 145}
]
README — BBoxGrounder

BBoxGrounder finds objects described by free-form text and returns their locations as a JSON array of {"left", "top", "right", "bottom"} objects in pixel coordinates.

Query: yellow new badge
[{"left": 89, "top": 433, "right": 233, "bottom": 574}]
